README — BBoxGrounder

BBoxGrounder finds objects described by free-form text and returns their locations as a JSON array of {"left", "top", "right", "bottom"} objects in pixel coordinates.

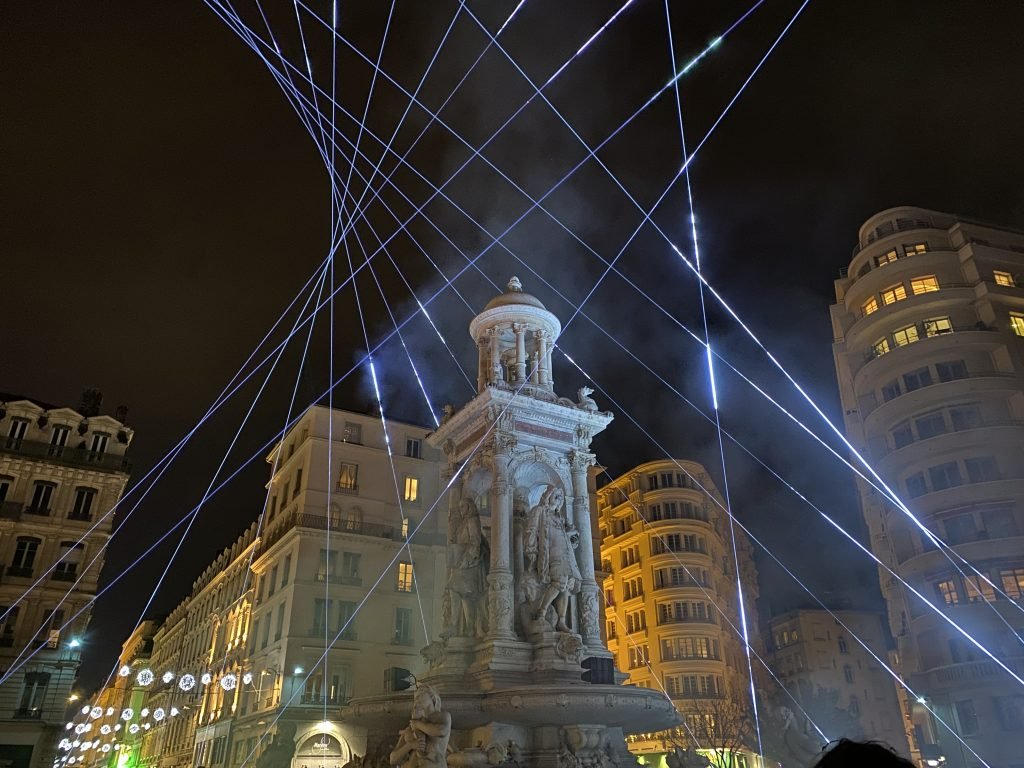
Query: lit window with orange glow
[
  {"left": 881, "top": 283, "right": 907, "bottom": 305},
  {"left": 911, "top": 275, "right": 939, "bottom": 295},
  {"left": 994, "top": 270, "right": 1016, "bottom": 287},
  {"left": 862, "top": 297, "right": 879, "bottom": 316}
]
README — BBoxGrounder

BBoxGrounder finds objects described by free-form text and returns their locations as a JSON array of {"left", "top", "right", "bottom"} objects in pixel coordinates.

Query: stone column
[
  {"left": 569, "top": 450, "right": 602, "bottom": 648},
  {"left": 543, "top": 337, "right": 554, "bottom": 390},
  {"left": 487, "top": 442, "right": 515, "bottom": 639},
  {"left": 536, "top": 330, "right": 550, "bottom": 387},
  {"left": 476, "top": 337, "right": 488, "bottom": 393},
  {"left": 488, "top": 327, "right": 501, "bottom": 387},
  {"left": 513, "top": 323, "right": 527, "bottom": 383},
  {"left": 442, "top": 463, "right": 464, "bottom": 638}
]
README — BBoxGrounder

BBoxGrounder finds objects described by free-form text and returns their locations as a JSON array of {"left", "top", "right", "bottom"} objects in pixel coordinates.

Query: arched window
[{"left": 838, "top": 636, "right": 849, "bottom": 655}]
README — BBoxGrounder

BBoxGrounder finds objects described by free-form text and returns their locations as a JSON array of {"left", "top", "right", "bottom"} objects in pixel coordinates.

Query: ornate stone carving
[
  {"left": 555, "top": 632, "right": 584, "bottom": 664},
  {"left": 442, "top": 405, "right": 456, "bottom": 424},
  {"left": 523, "top": 485, "right": 582, "bottom": 632},
  {"left": 579, "top": 591, "right": 599, "bottom": 639},
  {"left": 442, "top": 439, "right": 456, "bottom": 458},
  {"left": 446, "top": 499, "right": 489, "bottom": 638},
  {"left": 568, "top": 449, "right": 594, "bottom": 472},
  {"left": 576, "top": 387, "right": 598, "bottom": 411},
  {"left": 421, "top": 641, "right": 447, "bottom": 670},
  {"left": 389, "top": 685, "right": 451, "bottom": 768}
]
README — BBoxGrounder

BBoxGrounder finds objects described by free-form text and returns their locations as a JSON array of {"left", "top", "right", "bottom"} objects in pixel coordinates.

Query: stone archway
[{"left": 291, "top": 732, "right": 348, "bottom": 768}]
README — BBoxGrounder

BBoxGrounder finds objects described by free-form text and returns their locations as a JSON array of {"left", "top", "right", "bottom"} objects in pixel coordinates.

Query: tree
[{"left": 666, "top": 696, "right": 756, "bottom": 768}]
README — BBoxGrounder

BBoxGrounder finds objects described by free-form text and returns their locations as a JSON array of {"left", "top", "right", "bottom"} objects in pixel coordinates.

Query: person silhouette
[{"left": 812, "top": 739, "right": 915, "bottom": 767}]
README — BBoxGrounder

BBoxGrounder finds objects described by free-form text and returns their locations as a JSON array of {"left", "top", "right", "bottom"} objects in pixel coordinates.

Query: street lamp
[{"left": 68, "top": 638, "right": 81, "bottom": 649}]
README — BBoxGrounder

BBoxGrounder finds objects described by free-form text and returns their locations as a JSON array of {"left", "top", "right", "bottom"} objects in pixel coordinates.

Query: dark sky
[{"left": 3, "top": 1, "right": 1024, "bottom": 693}]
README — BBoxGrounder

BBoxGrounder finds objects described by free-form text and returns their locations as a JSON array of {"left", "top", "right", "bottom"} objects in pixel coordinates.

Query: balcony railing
[
  {"left": 299, "top": 694, "right": 345, "bottom": 706},
  {"left": 6, "top": 566, "right": 33, "bottom": 578},
  {"left": 13, "top": 707, "right": 43, "bottom": 719},
  {"left": 51, "top": 571, "right": 78, "bottom": 582},
  {"left": 863, "top": 322, "right": 998, "bottom": 363},
  {"left": 259, "top": 510, "right": 445, "bottom": 555},
  {"left": 0, "top": 502, "right": 22, "bottom": 521},
  {"left": 0, "top": 439, "right": 131, "bottom": 474},
  {"left": 658, "top": 615, "right": 717, "bottom": 626}
]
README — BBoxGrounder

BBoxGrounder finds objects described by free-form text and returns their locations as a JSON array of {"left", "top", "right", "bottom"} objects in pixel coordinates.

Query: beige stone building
[
  {"left": 72, "top": 405, "right": 447, "bottom": 768},
  {"left": 0, "top": 392, "right": 133, "bottom": 768},
  {"left": 596, "top": 459, "right": 760, "bottom": 765},
  {"left": 764, "top": 609, "right": 908, "bottom": 755},
  {"left": 831, "top": 206, "right": 1024, "bottom": 767}
]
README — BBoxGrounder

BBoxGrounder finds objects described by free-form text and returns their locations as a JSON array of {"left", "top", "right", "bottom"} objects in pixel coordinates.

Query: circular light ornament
[
  {"left": 100, "top": 726, "right": 111, "bottom": 736},
  {"left": 120, "top": 709, "right": 133, "bottom": 722},
  {"left": 220, "top": 674, "right": 237, "bottom": 691},
  {"left": 59, "top": 740, "right": 70, "bottom": 751},
  {"left": 143, "top": 723, "right": 151, "bottom": 730},
  {"left": 200, "top": 672, "right": 212, "bottom": 686},
  {"left": 71, "top": 741, "right": 80, "bottom": 748},
  {"left": 153, "top": 708, "right": 166, "bottom": 722},
  {"left": 128, "top": 724, "right": 140, "bottom": 735},
  {"left": 178, "top": 674, "right": 196, "bottom": 691},
  {"left": 136, "top": 668, "right": 154, "bottom": 687},
  {"left": 162, "top": 671, "right": 175, "bottom": 684},
  {"left": 106, "top": 708, "right": 115, "bottom": 716},
  {"left": 114, "top": 724, "right": 122, "bottom": 732},
  {"left": 118, "top": 666, "right": 131, "bottom": 678},
  {"left": 170, "top": 707, "right": 180, "bottom": 717},
  {"left": 74, "top": 725, "right": 86, "bottom": 736},
  {"left": 81, "top": 705, "right": 90, "bottom": 715},
  {"left": 90, "top": 706, "right": 103, "bottom": 720},
  {"left": 101, "top": 745, "right": 111, "bottom": 754},
  {"left": 65, "top": 723, "right": 74, "bottom": 731},
  {"left": 140, "top": 709, "right": 149, "bottom": 718},
  {"left": 242, "top": 672, "right": 253, "bottom": 685}
]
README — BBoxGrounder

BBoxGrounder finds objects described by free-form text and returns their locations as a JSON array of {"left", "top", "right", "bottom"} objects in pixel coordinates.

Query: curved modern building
[
  {"left": 831, "top": 206, "right": 1024, "bottom": 767},
  {"left": 596, "top": 459, "right": 759, "bottom": 764}
]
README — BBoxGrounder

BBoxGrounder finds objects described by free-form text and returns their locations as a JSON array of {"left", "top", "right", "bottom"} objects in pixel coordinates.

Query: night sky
[{"left": 3, "top": 1, "right": 1024, "bottom": 694}]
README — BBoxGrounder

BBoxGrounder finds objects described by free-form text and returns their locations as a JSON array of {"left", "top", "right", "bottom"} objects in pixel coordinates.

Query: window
[
  {"left": 341, "top": 552, "right": 361, "bottom": 583},
  {"left": 871, "top": 337, "right": 890, "bottom": 358},
  {"left": 861, "top": 297, "right": 879, "bottom": 316},
  {"left": 950, "top": 404, "right": 983, "bottom": 431},
  {"left": 1010, "top": 313, "right": 1024, "bottom": 337},
  {"left": 903, "top": 367, "right": 933, "bottom": 391},
  {"left": 49, "top": 425, "right": 70, "bottom": 454},
  {"left": 876, "top": 249, "right": 899, "bottom": 267},
  {"left": 337, "top": 601, "right": 357, "bottom": 639},
  {"left": 936, "top": 360, "right": 968, "bottom": 382},
  {"left": 905, "top": 473, "right": 927, "bottom": 498},
  {"left": 628, "top": 644, "right": 650, "bottom": 669},
  {"left": 843, "top": 664, "right": 854, "bottom": 684},
  {"left": 282, "top": 555, "right": 291, "bottom": 587},
  {"left": 943, "top": 514, "right": 979, "bottom": 544},
  {"left": 0, "top": 476, "right": 10, "bottom": 504},
  {"left": 293, "top": 468, "right": 302, "bottom": 498},
  {"left": 935, "top": 579, "right": 960, "bottom": 606},
  {"left": 881, "top": 283, "right": 907, "bottom": 305},
  {"left": 40, "top": 608, "right": 65, "bottom": 648},
  {"left": 28, "top": 482, "right": 55, "bottom": 513},
  {"left": 54, "top": 542, "right": 83, "bottom": 580},
  {"left": 17, "top": 671, "right": 50, "bottom": 717},
  {"left": 89, "top": 432, "right": 109, "bottom": 455},
  {"left": 964, "top": 574, "right": 996, "bottom": 603},
  {"left": 403, "top": 476, "right": 419, "bottom": 503},
  {"left": 70, "top": 487, "right": 96, "bottom": 520},
  {"left": 12, "top": 537, "right": 40, "bottom": 571},
  {"left": 405, "top": 438, "right": 422, "bottom": 459},
  {"left": 838, "top": 637, "right": 849, "bottom": 655},
  {"left": 401, "top": 517, "right": 411, "bottom": 538},
  {"left": 994, "top": 270, "right": 1016, "bottom": 287},
  {"left": 342, "top": 422, "right": 362, "bottom": 444},
  {"left": 954, "top": 700, "right": 979, "bottom": 736},
  {"left": 317, "top": 550, "right": 337, "bottom": 582},
  {"left": 923, "top": 316, "right": 953, "bottom": 336},
  {"left": 274, "top": 602, "right": 285, "bottom": 641},
  {"left": 891, "top": 422, "right": 914, "bottom": 449},
  {"left": 268, "top": 566, "right": 277, "bottom": 597},
  {"left": 965, "top": 456, "right": 1000, "bottom": 483},
  {"left": 393, "top": 607, "right": 413, "bottom": 645},
  {"left": 606, "top": 621, "right": 617, "bottom": 640},
  {"left": 6, "top": 418, "right": 29, "bottom": 448},
  {"left": 397, "top": 563, "right": 414, "bottom": 592},
  {"left": 893, "top": 324, "right": 919, "bottom": 347},
  {"left": 904, "top": 242, "right": 929, "bottom": 257},
  {"left": 929, "top": 462, "right": 963, "bottom": 491},
  {"left": 881, "top": 380, "right": 901, "bottom": 402},
  {"left": 338, "top": 462, "right": 358, "bottom": 491},
  {"left": 261, "top": 615, "right": 271, "bottom": 648},
  {"left": 1000, "top": 568, "right": 1024, "bottom": 600},
  {"left": 647, "top": 475, "right": 659, "bottom": 491},
  {"left": 914, "top": 411, "right": 946, "bottom": 439},
  {"left": 982, "top": 506, "right": 1018, "bottom": 538},
  {"left": 848, "top": 695, "right": 860, "bottom": 718},
  {"left": 911, "top": 275, "right": 940, "bottom": 295},
  {"left": 996, "top": 696, "right": 1024, "bottom": 730}
]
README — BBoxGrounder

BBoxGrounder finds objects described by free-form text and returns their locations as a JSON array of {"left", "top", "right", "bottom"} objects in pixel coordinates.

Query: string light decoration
[{"left": 178, "top": 674, "right": 196, "bottom": 691}]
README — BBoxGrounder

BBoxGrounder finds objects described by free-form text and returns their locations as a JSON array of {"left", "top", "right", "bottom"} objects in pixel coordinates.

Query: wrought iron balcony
[
  {"left": 0, "top": 438, "right": 131, "bottom": 474},
  {"left": 6, "top": 566, "right": 33, "bottom": 578}
]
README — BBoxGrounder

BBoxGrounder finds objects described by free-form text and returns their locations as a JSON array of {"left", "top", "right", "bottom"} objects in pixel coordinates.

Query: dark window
[
  {"left": 906, "top": 473, "right": 928, "bottom": 498},
  {"left": 915, "top": 412, "right": 947, "bottom": 439},
  {"left": 647, "top": 475, "right": 658, "bottom": 491},
  {"left": 405, "top": 439, "right": 422, "bottom": 459},
  {"left": 966, "top": 456, "right": 1000, "bottom": 483},
  {"left": 89, "top": 432, "right": 109, "bottom": 455},
  {"left": 955, "top": 700, "right": 979, "bottom": 736},
  {"left": 982, "top": 507, "right": 1018, "bottom": 538},
  {"left": 950, "top": 405, "right": 983, "bottom": 431},
  {"left": 936, "top": 360, "right": 969, "bottom": 382},
  {"left": 903, "top": 367, "right": 933, "bottom": 392},
  {"left": 70, "top": 488, "right": 96, "bottom": 520},
  {"left": 929, "top": 462, "right": 963, "bottom": 491},
  {"left": 49, "top": 425, "right": 70, "bottom": 453},
  {"left": 12, "top": 537, "right": 41, "bottom": 570},
  {"left": 0, "top": 476, "right": 11, "bottom": 504},
  {"left": 943, "top": 514, "right": 979, "bottom": 545},
  {"left": 6, "top": 418, "right": 29, "bottom": 448},
  {"left": 881, "top": 380, "right": 901, "bottom": 402},
  {"left": 891, "top": 422, "right": 914, "bottom": 449},
  {"left": 29, "top": 482, "right": 55, "bottom": 513}
]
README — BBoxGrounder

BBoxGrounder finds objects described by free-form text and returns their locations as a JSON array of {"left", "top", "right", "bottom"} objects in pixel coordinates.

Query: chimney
[
  {"left": 79, "top": 389, "right": 103, "bottom": 417},
  {"left": 115, "top": 405, "right": 129, "bottom": 423}
]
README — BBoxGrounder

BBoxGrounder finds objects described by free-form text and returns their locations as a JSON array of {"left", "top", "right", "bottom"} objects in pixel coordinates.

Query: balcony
[
  {"left": 23, "top": 506, "right": 50, "bottom": 517},
  {"left": 13, "top": 707, "right": 43, "bottom": 719},
  {"left": 299, "top": 694, "right": 345, "bottom": 706},
  {"left": 0, "top": 502, "right": 23, "bottom": 521},
  {"left": 51, "top": 570, "right": 78, "bottom": 582},
  {"left": 657, "top": 616, "right": 717, "bottom": 627},
  {"left": 0, "top": 438, "right": 131, "bottom": 474},
  {"left": 6, "top": 565, "right": 33, "bottom": 578},
  {"left": 259, "top": 510, "right": 444, "bottom": 556}
]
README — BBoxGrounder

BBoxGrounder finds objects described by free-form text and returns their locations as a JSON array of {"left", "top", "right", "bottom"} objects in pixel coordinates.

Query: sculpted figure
[
  {"left": 524, "top": 486, "right": 581, "bottom": 632},
  {"left": 389, "top": 685, "right": 452, "bottom": 768},
  {"left": 576, "top": 387, "right": 598, "bottom": 411},
  {"left": 447, "top": 498, "right": 488, "bottom": 636},
  {"left": 255, "top": 723, "right": 297, "bottom": 768}
]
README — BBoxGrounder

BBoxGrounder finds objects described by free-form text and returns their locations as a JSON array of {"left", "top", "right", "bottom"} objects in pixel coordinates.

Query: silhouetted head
[{"left": 813, "top": 740, "right": 915, "bottom": 767}]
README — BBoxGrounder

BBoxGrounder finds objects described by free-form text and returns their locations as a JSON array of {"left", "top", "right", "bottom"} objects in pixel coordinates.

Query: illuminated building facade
[
  {"left": 0, "top": 393, "right": 133, "bottom": 768},
  {"left": 765, "top": 609, "right": 909, "bottom": 756},
  {"left": 84, "top": 405, "right": 447, "bottom": 768},
  {"left": 596, "top": 459, "right": 760, "bottom": 765},
  {"left": 831, "top": 207, "right": 1024, "bottom": 766}
]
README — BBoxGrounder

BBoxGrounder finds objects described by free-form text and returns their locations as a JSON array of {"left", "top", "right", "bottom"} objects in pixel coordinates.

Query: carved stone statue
[
  {"left": 255, "top": 722, "right": 297, "bottom": 768},
  {"left": 441, "top": 404, "right": 456, "bottom": 424},
  {"left": 576, "top": 387, "right": 598, "bottom": 411},
  {"left": 389, "top": 685, "right": 452, "bottom": 768},
  {"left": 524, "top": 486, "right": 581, "bottom": 632},
  {"left": 447, "top": 498, "right": 488, "bottom": 637}
]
